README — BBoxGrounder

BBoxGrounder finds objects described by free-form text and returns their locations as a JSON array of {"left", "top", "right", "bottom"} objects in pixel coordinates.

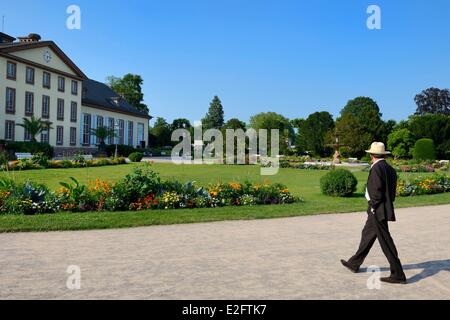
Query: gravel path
[{"left": 1, "top": 204, "right": 449, "bottom": 299}]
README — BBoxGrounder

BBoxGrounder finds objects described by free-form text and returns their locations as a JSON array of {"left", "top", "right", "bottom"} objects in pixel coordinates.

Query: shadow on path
[{"left": 360, "top": 259, "right": 450, "bottom": 284}]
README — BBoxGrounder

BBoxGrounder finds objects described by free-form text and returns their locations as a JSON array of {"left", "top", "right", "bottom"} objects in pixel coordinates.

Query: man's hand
[{"left": 370, "top": 207, "right": 376, "bottom": 215}]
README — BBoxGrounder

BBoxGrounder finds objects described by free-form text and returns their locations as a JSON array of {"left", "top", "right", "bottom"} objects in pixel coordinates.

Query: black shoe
[
  {"left": 380, "top": 276, "right": 407, "bottom": 284},
  {"left": 341, "top": 259, "right": 359, "bottom": 273}
]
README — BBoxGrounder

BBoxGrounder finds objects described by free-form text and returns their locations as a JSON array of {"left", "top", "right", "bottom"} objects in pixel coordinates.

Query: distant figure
[{"left": 341, "top": 142, "right": 407, "bottom": 284}]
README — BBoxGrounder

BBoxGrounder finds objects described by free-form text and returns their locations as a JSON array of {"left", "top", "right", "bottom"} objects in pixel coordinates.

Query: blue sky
[{"left": 2, "top": 0, "right": 450, "bottom": 125}]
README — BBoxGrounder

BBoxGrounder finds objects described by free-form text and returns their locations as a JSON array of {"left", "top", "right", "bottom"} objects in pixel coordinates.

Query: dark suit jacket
[{"left": 367, "top": 160, "right": 397, "bottom": 222}]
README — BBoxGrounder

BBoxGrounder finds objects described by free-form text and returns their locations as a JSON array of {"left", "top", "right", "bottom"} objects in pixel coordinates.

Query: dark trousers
[{"left": 348, "top": 209, "right": 406, "bottom": 280}]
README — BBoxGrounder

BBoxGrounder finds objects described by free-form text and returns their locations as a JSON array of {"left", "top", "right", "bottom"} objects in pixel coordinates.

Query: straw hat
[{"left": 365, "top": 142, "right": 391, "bottom": 155}]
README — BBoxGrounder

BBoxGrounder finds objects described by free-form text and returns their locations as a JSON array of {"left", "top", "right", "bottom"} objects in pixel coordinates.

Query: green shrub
[
  {"left": 105, "top": 144, "right": 137, "bottom": 157},
  {"left": 128, "top": 152, "right": 144, "bottom": 162},
  {"left": 320, "top": 169, "right": 358, "bottom": 197},
  {"left": 3, "top": 141, "right": 54, "bottom": 159},
  {"left": 412, "top": 138, "right": 436, "bottom": 160}
]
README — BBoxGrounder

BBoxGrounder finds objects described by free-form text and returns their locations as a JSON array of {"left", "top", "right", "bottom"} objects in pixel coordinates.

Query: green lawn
[{"left": 1, "top": 163, "right": 449, "bottom": 233}]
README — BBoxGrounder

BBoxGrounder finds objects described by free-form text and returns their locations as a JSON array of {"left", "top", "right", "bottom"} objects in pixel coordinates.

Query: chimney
[
  {"left": 18, "top": 33, "right": 41, "bottom": 43},
  {"left": 0, "top": 32, "right": 15, "bottom": 43}
]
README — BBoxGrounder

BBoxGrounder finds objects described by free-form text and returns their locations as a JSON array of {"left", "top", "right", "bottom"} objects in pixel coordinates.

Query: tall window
[
  {"left": 42, "top": 95, "right": 50, "bottom": 119},
  {"left": 4, "top": 120, "right": 15, "bottom": 141},
  {"left": 24, "top": 128, "right": 33, "bottom": 142},
  {"left": 41, "top": 129, "right": 49, "bottom": 143},
  {"left": 56, "top": 126, "right": 64, "bottom": 145},
  {"left": 82, "top": 113, "right": 92, "bottom": 145},
  {"left": 5, "top": 87, "right": 16, "bottom": 114},
  {"left": 26, "top": 67, "right": 35, "bottom": 84},
  {"left": 70, "top": 127, "right": 77, "bottom": 146},
  {"left": 58, "top": 76, "right": 65, "bottom": 92},
  {"left": 128, "top": 121, "right": 134, "bottom": 146},
  {"left": 70, "top": 101, "right": 77, "bottom": 122},
  {"left": 57, "top": 99, "right": 64, "bottom": 121},
  {"left": 137, "top": 123, "right": 145, "bottom": 145},
  {"left": 96, "top": 116, "right": 104, "bottom": 144},
  {"left": 118, "top": 119, "right": 125, "bottom": 145},
  {"left": 108, "top": 117, "right": 115, "bottom": 145},
  {"left": 43, "top": 72, "right": 51, "bottom": 89},
  {"left": 71, "top": 80, "right": 78, "bottom": 95},
  {"left": 25, "top": 92, "right": 34, "bottom": 116},
  {"left": 6, "top": 61, "right": 16, "bottom": 80}
]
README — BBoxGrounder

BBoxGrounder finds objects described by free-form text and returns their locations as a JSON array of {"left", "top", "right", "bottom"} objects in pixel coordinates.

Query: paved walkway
[{"left": 1, "top": 205, "right": 449, "bottom": 299}]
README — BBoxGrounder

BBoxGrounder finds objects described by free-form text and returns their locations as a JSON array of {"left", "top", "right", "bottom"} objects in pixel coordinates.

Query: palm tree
[
  {"left": 17, "top": 116, "right": 53, "bottom": 142},
  {"left": 90, "top": 126, "right": 116, "bottom": 151}
]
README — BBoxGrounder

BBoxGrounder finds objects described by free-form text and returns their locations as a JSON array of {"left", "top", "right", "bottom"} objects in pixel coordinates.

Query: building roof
[
  {"left": 0, "top": 40, "right": 87, "bottom": 79},
  {"left": 82, "top": 79, "right": 151, "bottom": 119}
]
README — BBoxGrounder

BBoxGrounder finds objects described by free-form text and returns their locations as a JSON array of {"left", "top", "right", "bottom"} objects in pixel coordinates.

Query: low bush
[
  {"left": 1, "top": 140, "right": 54, "bottom": 159},
  {"left": 128, "top": 152, "right": 144, "bottom": 162},
  {"left": 105, "top": 145, "right": 137, "bottom": 157},
  {"left": 6, "top": 157, "right": 127, "bottom": 171},
  {"left": 320, "top": 169, "right": 358, "bottom": 197},
  {"left": 412, "top": 138, "right": 436, "bottom": 161}
]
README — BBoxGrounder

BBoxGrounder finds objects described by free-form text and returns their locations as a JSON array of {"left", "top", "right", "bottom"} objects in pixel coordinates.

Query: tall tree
[
  {"left": 171, "top": 118, "right": 192, "bottom": 130},
  {"left": 223, "top": 118, "right": 247, "bottom": 130},
  {"left": 250, "top": 112, "right": 294, "bottom": 155},
  {"left": 292, "top": 112, "right": 335, "bottom": 157},
  {"left": 335, "top": 97, "right": 386, "bottom": 158},
  {"left": 202, "top": 96, "right": 225, "bottom": 130},
  {"left": 150, "top": 117, "right": 172, "bottom": 147},
  {"left": 414, "top": 87, "right": 450, "bottom": 116},
  {"left": 106, "top": 74, "right": 149, "bottom": 114}
]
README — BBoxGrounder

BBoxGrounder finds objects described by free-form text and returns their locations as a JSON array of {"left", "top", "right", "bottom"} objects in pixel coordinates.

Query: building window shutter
[
  {"left": 91, "top": 115, "right": 97, "bottom": 145},
  {"left": 80, "top": 113, "right": 85, "bottom": 143}
]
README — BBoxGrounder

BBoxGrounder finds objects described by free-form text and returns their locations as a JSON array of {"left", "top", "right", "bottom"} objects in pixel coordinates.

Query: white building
[{"left": 0, "top": 32, "right": 150, "bottom": 156}]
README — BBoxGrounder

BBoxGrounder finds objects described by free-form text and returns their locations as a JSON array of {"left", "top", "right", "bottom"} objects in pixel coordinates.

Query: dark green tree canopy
[
  {"left": 202, "top": 96, "right": 225, "bottom": 130},
  {"left": 107, "top": 74, "right": 149, "bottom": 114},
  {"left": 414, "top": 87, "right": 450, "bottom": 116},
  {"left": 336, "top": 97, "right": 387, "bottom": 157},
  {"left": 292, "top": 111, "right": 335, "bottom": 156},
  {"left": 150, "top": 117, "right": 172, "bottom": 147},
  {"left": 171, "top": 118, "right": 192, "bottom": 130},
  {"left": 223, "top": 118, "right": 247, "bottom": 130}
]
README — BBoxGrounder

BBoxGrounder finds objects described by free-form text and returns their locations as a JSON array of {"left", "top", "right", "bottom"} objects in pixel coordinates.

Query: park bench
[
  {"left": 81, "top": 154, "right": 93, "bottom": 161},
  {"left": 348, "top": 158, "right": 358, "bottom": 163},
  {"left": 15, "top": 152, "right": 33, "bottom": 160}
]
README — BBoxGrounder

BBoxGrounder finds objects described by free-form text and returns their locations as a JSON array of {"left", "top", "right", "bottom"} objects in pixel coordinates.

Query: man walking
[{"left": 341, "top": 142, "right": 407, "bottom": 284}]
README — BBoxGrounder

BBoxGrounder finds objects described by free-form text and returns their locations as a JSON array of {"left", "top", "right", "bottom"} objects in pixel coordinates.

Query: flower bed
[
  {"left": 4, "top": 154, "right": 127, "bottom": 171},
  {"left": 0, "top": 166, "right": 300, "bottom": 215},
  {"left": 391, "top": 159, "right": 450, "bottom": 173},
  {"left": 396, "top": 174, "right": 450, "bottom": 196}
]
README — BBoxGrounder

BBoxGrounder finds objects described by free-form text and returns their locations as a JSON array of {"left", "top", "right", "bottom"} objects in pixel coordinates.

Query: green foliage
[
  {"left": 223, "top": 118, "right": 246, "bottom": 130},
  {"left": 387, "top": 128, "right": 416, "bottom": 159},
  {"left": 202, "top": 96, "right": 225, "bottom": 130},
  {"left": 250, "top": 112, "right": 294, "bottom": 155},
  {"left": 320, "top": 169, "right": 358, "bottom": 197},
  {"left": 2, "top": 140, "right": 54, "bottom": 159},
  {"left": 335, "top": 97, "right": 388, "bottom": 158},
  {"left": 105, "top": 144, "right": 137, "bottom": 157},
  {"left": 90, "top": 126, "right": 116, "bottom": 144},
  {"left": 292, "top": 111, "right": 334, "bottom": 156},
  {"left": 412, "top": 138, "right": 437, "bottom": 160},
  {"left": 106, "top": 74, "right": 149, "bottom": 113},
  {"left": 407, "top": 114, "right": 450, "bottom": 159},
  {"left": 149, "top": 117, "right": 172, "bottom": 147},
  {"left": 16, "top": 116, "right": 53, "bottom": 142},
  {"left": 397, "top": 174, "right": 450, "bottom": 196},
  {"left": 128, "top": 152, "right": 144, "bottom": 162},
  {"left": 171, "top": 118, "right": 192, "bottom": 130}
]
